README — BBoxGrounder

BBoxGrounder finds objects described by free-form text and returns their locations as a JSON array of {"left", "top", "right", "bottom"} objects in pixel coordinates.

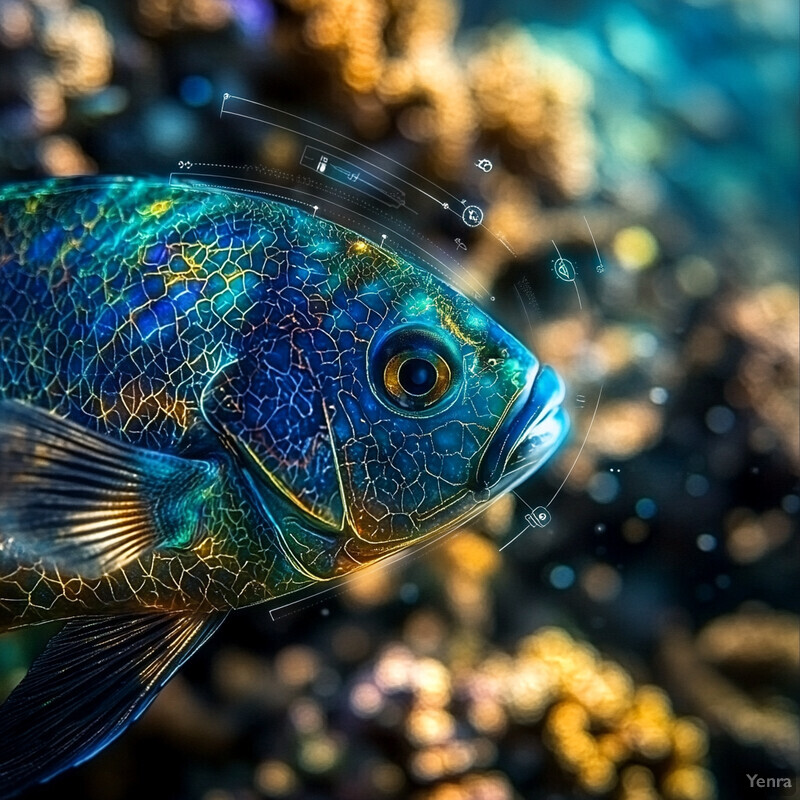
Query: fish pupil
[{"left": 399, "top": 357, "right": 437, "bottom": 396}]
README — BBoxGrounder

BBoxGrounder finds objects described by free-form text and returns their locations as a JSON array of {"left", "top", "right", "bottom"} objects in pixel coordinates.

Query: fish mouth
[{"left": 473, "top": 365, "right": 568, "bottom": 492}]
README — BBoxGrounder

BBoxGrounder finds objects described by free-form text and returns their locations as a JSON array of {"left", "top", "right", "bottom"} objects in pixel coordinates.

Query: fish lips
[{"left": 473, "top": 365, "right": 568, "bottom": 492}]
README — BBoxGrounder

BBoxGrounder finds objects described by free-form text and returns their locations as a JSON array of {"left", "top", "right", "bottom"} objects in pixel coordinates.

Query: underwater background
[{"left": 0, "top": 1, "right": 797, "bottom": 799}]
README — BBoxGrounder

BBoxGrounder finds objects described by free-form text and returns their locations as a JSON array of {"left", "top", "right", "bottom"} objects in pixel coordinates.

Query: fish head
[
  {"left": 329, "top": 259, "right": 569, "bottom": 556},
  {"left": 201, "top": 231, "right": 568, "bottom": 581}
]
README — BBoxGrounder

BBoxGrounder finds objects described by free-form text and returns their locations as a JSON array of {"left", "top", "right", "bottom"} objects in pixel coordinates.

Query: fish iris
[{"left": 385, "top": 351, "right": 450, "bottom": 409}]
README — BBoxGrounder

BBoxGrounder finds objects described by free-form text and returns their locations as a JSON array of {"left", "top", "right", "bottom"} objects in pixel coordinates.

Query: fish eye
[
  {"left": 370, "top": 325, "right": 461, "bottom": 414},
  {"left": 384, "top": 351, "right": 450, "bottom": 408}
]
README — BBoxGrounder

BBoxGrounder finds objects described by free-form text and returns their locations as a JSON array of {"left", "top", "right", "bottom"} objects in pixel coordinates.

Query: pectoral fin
[
  {"left": 0, "top": 610, "right": 226, "bottom": 798},
  {"left": 0, "top": 400, "right": 218, "bottom": 577}
]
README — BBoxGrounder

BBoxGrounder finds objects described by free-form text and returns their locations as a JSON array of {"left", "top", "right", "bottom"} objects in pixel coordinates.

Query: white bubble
[
  {"left": 781, "top": 494, "right": 800, "bottom": 514},
  {"left": 696, "top": 534, "right": 717, "bottom": 552},
  {"left": 635, "top": 498, "right": 657, "bottom": 519},
  {"left": 649, "top": 386, "right": 669, "bottom": 404},
  {"left": 574, "top": 347, "right": 608, "bottom": 382},
  {"left": 588, "top": 472, "right": 620, "bottom": 504},
  {"left": 550, "top": 565, "right": 575, "bottom": 589},
  {"left": 633, "top": 331, "right": 658, "bottom": 358},
  {"left": 706, "top": 405, "right": 735, "bottom": 434},
  {"left": 675, "top": 255, "right": 718, "bottom": 298}
]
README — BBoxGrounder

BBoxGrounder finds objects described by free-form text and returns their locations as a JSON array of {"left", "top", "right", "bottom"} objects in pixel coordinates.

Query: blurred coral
[
  {"left": 0, "top": 0, "right": 109, "bottom": 173},
  {"left": 468, "top": 28, "right": 594, "bottom": 199},
  {"left": 723, "top": 283, "right": 800, "bottom": 471},
  {"left": 724, "top": 507, "right": 794, "bottom": 564},
  {"left": 340, "top": 627, "right": 716, "bottom": 799},
  {"left": 660, "top": 611, "right": 799, "bottom": 772},
  {"left": 280, "top": 0, "right": 595, "bottom": 218},
  {"left": 696, "top": 609, "right": 799, "bottom": 676},
  {"left": 36, "top": 133, "right": 97, "bottom": 175},
  {"left": 137, "top": 0, "right": 233, "bottom": 35},
  {"left": 37, "top": 2, "right": 111, "bottom": 96}
]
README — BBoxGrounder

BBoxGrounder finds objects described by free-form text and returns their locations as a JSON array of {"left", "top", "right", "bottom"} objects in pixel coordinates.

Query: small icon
[
  {"left": 576, "top": 394, "right": 586, "bottom": 407},
  {"left": 585, "top": 216, "right": 607, "bottom": 275},
  {"left": 455, "top": 238, "right": 467, "bottom": 251},
  {"left": 178, "top": 161, "right": 193, "bottom": 169},
  {"left": 442, "top": 202, "right": 449, "bottom": 210},
  {"left": 475, "top": 158, "right": 493, "bottom": 172},
  {"left": 312, "top": 205, "right": 318, "bottom": 217},
  {"left": 525, "top": 506, "right": 552, "bottom": 528},
  {"left": 462, "top": 205, "right": 484, "bottom": 227},
  {"left": 381, "top": 234, "right": 387, "bottom": 247},
  {"left": 316, "top": 156, "right": 328, "bottom": 174},
  {"left": 554, "top": 257, "right": 576, "bottom": 282}
]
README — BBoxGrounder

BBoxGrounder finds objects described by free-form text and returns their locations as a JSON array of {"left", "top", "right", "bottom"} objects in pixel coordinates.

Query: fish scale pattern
[{"left": 0, "top": 177, "right": 546, "bottom": 627}]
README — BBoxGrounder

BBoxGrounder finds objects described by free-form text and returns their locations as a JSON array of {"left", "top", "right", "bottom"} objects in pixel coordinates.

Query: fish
[{"left": 0, "top": 176, "right": 568, "bottom": 795}]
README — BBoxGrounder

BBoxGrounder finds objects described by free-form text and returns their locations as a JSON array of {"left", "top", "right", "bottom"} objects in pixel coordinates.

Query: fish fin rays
[
  {"left": 0, "top": 400, "right": 219, "bottom": 577},
  {"left": 0, "top": 610, "right": 226, "bottom": 798}
]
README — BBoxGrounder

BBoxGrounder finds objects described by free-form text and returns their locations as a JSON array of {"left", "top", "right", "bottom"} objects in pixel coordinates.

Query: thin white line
[
  {"left": 584, "top": 215, "right": 605, "bottom": 270},
  {"left": 495, "top": 234, "right": 516, "bottom": 255},
  {"left": 512, "top": 489, "right": 534, "bottom": 511},
  {"left": 513, "top": 284, "right": 533, "bottom": 331},
  {"left": 169, "top": 173, "right": 317, "bottom": 211},
  {"left": 546, "top": 383, "right": 604, "bottom": 506},
  {"left": 573, "top": 280, "right": 583, "bottom": 310},
  {"left": 498, "top": 524, "right": 532, "bottom": 552}
]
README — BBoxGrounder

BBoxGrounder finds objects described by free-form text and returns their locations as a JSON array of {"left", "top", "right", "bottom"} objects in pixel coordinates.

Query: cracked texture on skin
[{"left": 0, "top": 177, "right": 539, "bottom": 630}]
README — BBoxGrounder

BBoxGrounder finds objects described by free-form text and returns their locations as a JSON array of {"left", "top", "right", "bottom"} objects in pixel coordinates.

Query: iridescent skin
[{"left": 0, "top": 177, "right": 566, "bottom": 631}]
